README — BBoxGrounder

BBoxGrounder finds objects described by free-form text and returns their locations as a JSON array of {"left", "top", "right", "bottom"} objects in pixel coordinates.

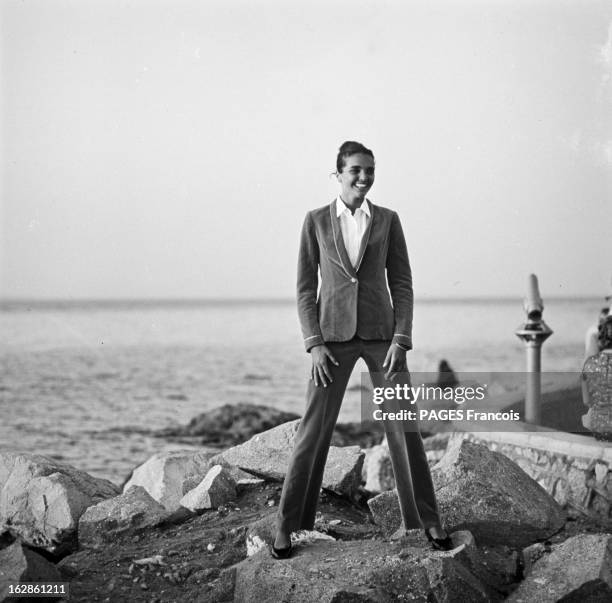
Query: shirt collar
[{"left": 336, "top": 197, "right": 371, "bottom": 218}]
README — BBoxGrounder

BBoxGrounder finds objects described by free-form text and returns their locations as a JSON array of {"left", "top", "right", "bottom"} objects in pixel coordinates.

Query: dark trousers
[{"left": 276, "top": 338, "right": 441, "bottom": 534}]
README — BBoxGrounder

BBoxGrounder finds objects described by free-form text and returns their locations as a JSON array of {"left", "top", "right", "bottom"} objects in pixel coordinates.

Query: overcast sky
[{"left": 1, "top": 0, "right": 611, "bottom": 300}]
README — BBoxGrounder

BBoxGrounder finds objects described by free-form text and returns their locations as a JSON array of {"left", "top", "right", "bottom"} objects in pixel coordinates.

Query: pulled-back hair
[
  {"left": 336, "top": 141, "right": 375, "bottom": 173},
  {"left": 598, "top": 315, "right": 612, "bottom": 350}
]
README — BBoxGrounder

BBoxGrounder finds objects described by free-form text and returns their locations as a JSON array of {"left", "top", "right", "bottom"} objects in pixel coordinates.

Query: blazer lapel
[
  {"left": 329, "top": 202, "right": 357, "bottom": 279},
  {"left": 355, "top": 200, "right": 374, "bottom": 272}
]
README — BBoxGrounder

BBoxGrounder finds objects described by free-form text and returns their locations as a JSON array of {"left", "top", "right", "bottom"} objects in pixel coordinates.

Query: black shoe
[
  {"left": 271, "top": 542, "right": 293, "bottom": 559},
  {"left": 425, "top": 529, "right": 454, "bottom": 551}
]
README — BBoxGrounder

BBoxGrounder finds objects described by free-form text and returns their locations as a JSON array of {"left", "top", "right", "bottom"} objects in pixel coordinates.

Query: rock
[
  {"left": 210, "top": 420, "right": 301, "bottom": 481},
  {"left": 222, "top": 538, "right": 493, "bottom": 602},
  {"left": 245, "top": 514, "right": 276, "bottom": 556},
  {"left": 156, "top": 402, "right": 386, "bottom": 449},
  {"left": 520, "top": 542, "right": 547, "bottom": 577},
  {"left": 422, "top": 432, "right": 452, "bottom": 453},
  {"left": 0, "top": 532, "right": 15, "bottom": 550},
  {"left": 0, "top": 452, "right": 119, "bottom": 555},
  {"left": 212, "top": 420, "right": 364, "bottom": 497},
  {"left": 179, "top": 465, "right": 237, "bottom": 511},
  {"left": 321, "top": 446, "right": 364, "bottom": 497},
  {"left": 362, "top": 444, "right": 394, "bottom": 493},
  {"left": 368, "top": 438, "right": 565, "bottom": 547},
  {"left": 426, "top": 449, "right": 445, "bottom": 464},
  {"left": 0, "top": 541, "right": 62, "bottom": 600},
  {"left": 331, "top": 421, "right": 385, "bottom": 448},
  {"left": 188, "top": 567, "right": 219, "bottom": 584},
  {"left": 362, "top": 434, "right": 450, "bottom": 494},
  {"left": 78, "top": 486, "right": 169, "bottom": 546},
  {"left": 446, "top": 532, "right": 522, "bottom": 597},
  {"left": 291, "top": 530, "right": 336, "bottom": 545},
  {"left": 154, "top": 403, "right": 300, "bottom": 446},
  {"left": 235, "top": 476, "right": 265, "bottom": 491},
  {"left": 508, "top": 534, "right": 612, "bottom": 602},
  {"left": 216, "top": 464, "right": 265, "bottom": 491},
  {"left": 123, "top": 449, "right": 216, "bottom": 511},
  {"left": 133, "top": 554, "right": 165, "bottom": 566},
  {"left": 367, "top": 489, "right": 402, "bottom": 536},
  {"left": 245, "top": 513, "right": 335, "bottom": 557},
  {"left": 432, "top": 437, "right": 565, "bottom": 547}
]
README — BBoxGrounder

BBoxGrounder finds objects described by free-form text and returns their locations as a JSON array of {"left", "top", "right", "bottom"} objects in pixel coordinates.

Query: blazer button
[{"left": 351, "top": 278, "right": 357, "bottom": 283}]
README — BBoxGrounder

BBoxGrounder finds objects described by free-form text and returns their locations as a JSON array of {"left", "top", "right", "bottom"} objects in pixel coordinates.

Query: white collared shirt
[{"left": 336, "top": 197, "right": 371, "bottom": 268}]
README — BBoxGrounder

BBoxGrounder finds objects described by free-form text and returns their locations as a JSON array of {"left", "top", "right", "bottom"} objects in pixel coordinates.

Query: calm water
[{"left": 0, "top": 298, "right": 600, "bottom": 484}]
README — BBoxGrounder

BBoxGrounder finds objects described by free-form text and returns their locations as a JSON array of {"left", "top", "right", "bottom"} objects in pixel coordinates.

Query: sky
[{"left": 1, "top": 0, "right": 611, "bottom": 300}]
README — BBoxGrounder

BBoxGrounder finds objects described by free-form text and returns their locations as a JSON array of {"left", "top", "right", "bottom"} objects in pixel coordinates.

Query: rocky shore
[
  {"left": 1, "top": 404, "right": 612, "bottom": 602},
  {"left": 152, "top": 402, "right": 386, "bottom": 449}
]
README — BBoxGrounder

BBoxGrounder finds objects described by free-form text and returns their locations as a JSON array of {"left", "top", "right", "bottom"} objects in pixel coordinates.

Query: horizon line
[{"left": 0, "top": 294, "right": 605, "bottom": 307}]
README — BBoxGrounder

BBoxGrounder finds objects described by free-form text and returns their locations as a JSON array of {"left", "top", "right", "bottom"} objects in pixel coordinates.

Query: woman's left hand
[{"left": 382, "top": 343, "right": 408, "bottom": 381}]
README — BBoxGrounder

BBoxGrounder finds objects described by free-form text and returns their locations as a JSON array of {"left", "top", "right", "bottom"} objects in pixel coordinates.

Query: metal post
[
  {"left": 526, "top": 343, "right": 541, "bottom": 424},
  {"left": 515, "top": 274, "right": 553, "bottom": 424}
]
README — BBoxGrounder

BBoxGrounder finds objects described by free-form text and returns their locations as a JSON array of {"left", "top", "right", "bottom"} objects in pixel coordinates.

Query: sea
[{"left": 0, "top": 298, "right": 603, "bottom": 484}]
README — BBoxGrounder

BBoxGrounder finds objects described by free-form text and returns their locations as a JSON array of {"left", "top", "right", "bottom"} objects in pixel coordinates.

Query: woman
[{"left": 273, "top": 141, "right": 453, "bottom": 558}]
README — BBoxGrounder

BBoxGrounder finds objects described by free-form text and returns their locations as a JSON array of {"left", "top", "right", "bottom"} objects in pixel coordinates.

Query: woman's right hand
[{"left": 310, "top": 345, "right": 339, "bottom": 388}]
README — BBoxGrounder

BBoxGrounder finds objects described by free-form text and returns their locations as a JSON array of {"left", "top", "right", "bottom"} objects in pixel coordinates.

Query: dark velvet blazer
[{"left": 297, "top": 200, "right": 414, "bottom": 352}]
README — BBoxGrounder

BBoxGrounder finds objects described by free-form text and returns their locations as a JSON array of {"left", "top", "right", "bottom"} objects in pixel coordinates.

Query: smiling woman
[
  {"left": 335, "top": 141, "right": 376, "bottom": 202},
  {"left": 271, "top": 141, "right": 456, "bottom": 559}
]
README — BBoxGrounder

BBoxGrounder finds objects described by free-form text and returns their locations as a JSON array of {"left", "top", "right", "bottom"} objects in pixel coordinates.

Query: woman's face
[{"left": 337, "top": 153, "right": 375, "bottom": 204}]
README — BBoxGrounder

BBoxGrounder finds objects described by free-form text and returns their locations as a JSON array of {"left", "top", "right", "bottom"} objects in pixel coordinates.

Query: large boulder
[
  {"left": 211, "top": 420, "right": 364, "bottom": 497},
  {"left": 368, "top": 437, "right": 565, "bottom": 547},
  {"left": 210, "top": 420, "right": 300, "bottom": 481},
  {"left": 78, "top": 485, "right": 169, "bottom": 547},
  {"left": 122, "top": 449, "right": 216, "bottom": 511},
  {"left": 0, "top": 452, "right": 119, "bottom": 555},
  {"left": 180, "top": 465, "right": 237, "bottom": 511},
  {"left": 430, "top": 437, "right": 565, "bottom": 547},
  {"left": 0, "top": 541, "right": 62, "bottom": 600},
  {"left": 215, "top": 537, "right": 494, "bottom": 602},
  {"left": 508, "top": 534, "right": 612, "bottom": 602},
  {"left": 154, "top": 403, "right": 300, "bottom": 446}
]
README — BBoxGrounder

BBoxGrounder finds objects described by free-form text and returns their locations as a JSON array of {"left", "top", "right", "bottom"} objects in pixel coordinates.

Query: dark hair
[
  {"left": 336, "top": 141, "right": 375, "bottom": 173},
  {"left": 598, "top": 315, "right": 612, "bottom": 350}
]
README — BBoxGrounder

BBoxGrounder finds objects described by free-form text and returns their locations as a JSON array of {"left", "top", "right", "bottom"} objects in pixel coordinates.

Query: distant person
[
  {"left": 272, "top": 141, "right": 454, "bottom": 559},
  {"left": 436, "top": 359, "right": 459, "bottom": 388},
  {"left": 584, "top": 306, "right": 609, "bottom": 359},
  {"left": 585, "top": 278, "right": 612, "bottom": 360},
  {"left": 581, "top": 305, "right": 612, "bottom": 440}
]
